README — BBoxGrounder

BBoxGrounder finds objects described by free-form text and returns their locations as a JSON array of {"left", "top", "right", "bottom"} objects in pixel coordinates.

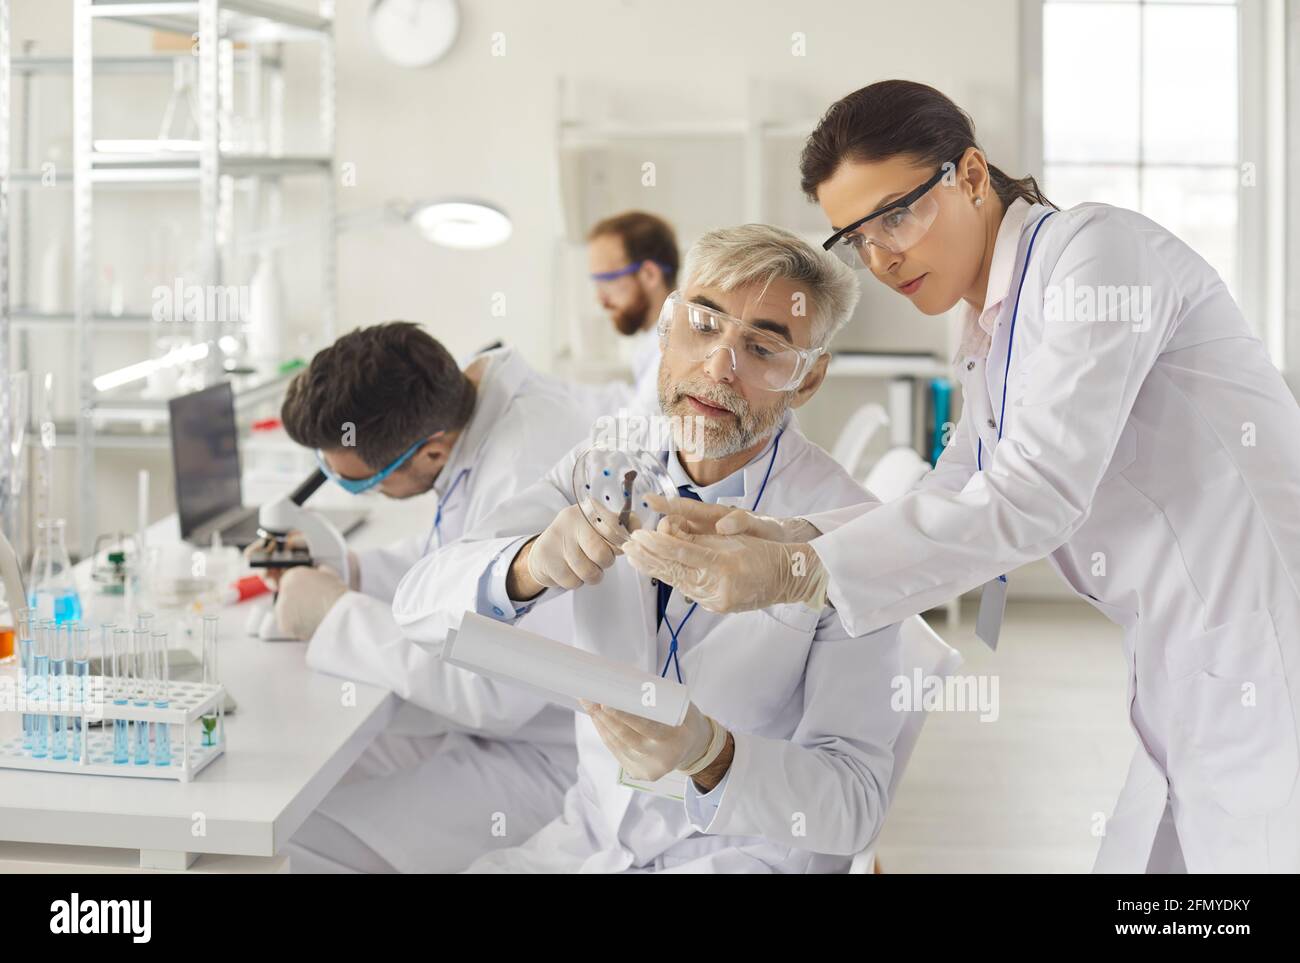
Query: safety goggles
[
  {"left": 315, "top": 437, "right": 426, "bottom": 494},
  {"left": 656, "top": 291, "right": 824, "bottom": 392},
  {"left": 821, "top": 156, "right": 961, "bottom": 267},
  {"left": 589, "top": 260, "right": 670, "bottom": 290}
]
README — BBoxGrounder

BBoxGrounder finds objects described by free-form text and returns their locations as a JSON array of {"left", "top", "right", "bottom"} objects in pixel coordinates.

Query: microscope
[{"left": 245, "top": 469, "right": 352, "bottom": 640}]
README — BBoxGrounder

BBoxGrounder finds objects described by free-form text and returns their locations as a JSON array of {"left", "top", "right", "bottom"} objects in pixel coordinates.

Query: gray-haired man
[{"left": 394, "top": 225, "right": 905, "bottom": 873}]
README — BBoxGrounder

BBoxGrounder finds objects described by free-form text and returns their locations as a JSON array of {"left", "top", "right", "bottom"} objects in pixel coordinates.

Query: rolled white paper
[{"left": 443, "top": 611, "right": 690, "bottom": 726}]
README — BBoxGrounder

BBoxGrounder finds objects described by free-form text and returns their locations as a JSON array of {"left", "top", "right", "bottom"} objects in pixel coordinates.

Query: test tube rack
[{"left": 0, "top": 677, "right": 226, "bottom": 783}]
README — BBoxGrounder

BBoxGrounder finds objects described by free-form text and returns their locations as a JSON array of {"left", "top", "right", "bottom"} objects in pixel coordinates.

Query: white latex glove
[
  {"left": 644, "top": 494, "right": 822, "bottom": 543},
  {"left": 580, "top": 699, "right": 722, "bottom": 782},
  {"left": 524, "top": 501, "right": 634, "bottom": 591},
  {"left": 274, "top": 565, "right": 348, "bottom": 640},
  {"left": 624, "top": 526, "right": 828, "bottom": 614}
]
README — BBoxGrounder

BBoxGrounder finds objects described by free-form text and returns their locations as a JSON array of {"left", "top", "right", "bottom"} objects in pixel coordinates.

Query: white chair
[
  {"left": 833, "top": 400, "right": 962, "bottom": 628},
  {"left": 830, "top": 402, "right": 889, "bottom": 476},
  {"left": 848, "top": 614, "right": 963, "bottom": 874}
]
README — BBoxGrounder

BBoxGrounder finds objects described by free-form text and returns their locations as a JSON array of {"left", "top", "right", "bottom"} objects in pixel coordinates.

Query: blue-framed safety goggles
[
  {"left": 589, "top": 260, "right": 672, "bottom": 284},
  {"left": 315, "top": 437, "right": 427, "bottom": 494}
]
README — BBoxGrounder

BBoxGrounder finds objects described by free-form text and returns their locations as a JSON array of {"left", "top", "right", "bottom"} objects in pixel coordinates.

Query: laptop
[{"left": 168, "top": 382, "right": 366, "bottom": 548}]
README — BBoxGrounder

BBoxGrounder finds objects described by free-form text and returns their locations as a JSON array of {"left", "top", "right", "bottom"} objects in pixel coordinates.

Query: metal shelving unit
[
  {"left": 0, "top": 0, "right": 338, "bottom": 556},
  {"left": 1, "top": 0, "right": 14, "bottom": 547}
]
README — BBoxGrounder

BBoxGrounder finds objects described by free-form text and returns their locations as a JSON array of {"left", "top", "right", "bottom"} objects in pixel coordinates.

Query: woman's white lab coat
[
  {"left": 807, "top": 201, "right": 1300, "bottom": 872},
  {"left": 393, "top": 414, "right": 904, "bottom": 873}
]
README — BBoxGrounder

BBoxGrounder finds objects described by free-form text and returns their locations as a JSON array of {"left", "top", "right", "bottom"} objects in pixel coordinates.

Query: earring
[{"left": 974, "top": 196, "right": 984, "bottom": 208}]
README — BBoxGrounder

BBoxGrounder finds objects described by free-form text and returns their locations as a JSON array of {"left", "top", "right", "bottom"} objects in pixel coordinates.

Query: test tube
[
  {"left": 201, "top": 615, "right": 220, "bottom": 748},
  {"left": 132, "top": 625, "right": 151, "bottom": 765},
  {"left": 18, "top": 610, "right": 33, "bottom": 751},
  {"left": 63, "top": 623, "right": 77, "bottom": 746},
  {"left": 49, "top": 621, "right": 68, "bottom": 761},
  {"left": 96, "top": 623, "right": 114, "bottom": 759},
  {"left": 111, "top": 627, "right": 131, "bottom": 764},
  {"left": 152, "top": 630, "right": 171, "bottom": 767},
  {"left": 97, "top": 622, "right": 115, "bottom": 694},
  {"left": 71, "top": 625, "right": 90, "bottom": 762},
  {"left": 31, "top": 621, "right": 50, "bottom": 758},
  {"left": 136, "top": 611, "right": 154, "bottom": 633}
]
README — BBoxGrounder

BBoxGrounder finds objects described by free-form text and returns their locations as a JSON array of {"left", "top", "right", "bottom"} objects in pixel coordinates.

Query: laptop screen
[{"left": 169, "top": 382, "right": 243, "bottom": 538}]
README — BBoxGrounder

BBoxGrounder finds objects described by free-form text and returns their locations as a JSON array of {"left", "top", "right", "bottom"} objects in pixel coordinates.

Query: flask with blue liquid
[{"left": 28, "top": 519, "right": 82, "bottom": 625}]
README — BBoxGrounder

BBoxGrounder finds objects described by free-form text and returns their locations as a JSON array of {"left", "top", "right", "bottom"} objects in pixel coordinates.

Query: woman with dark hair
[{"left": 625, "top": 80, "right": 1300, "bottom": 873}]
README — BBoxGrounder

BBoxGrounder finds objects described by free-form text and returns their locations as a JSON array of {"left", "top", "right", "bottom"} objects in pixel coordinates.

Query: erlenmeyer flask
[{"left": 28, "top": 519, "right": 83, "bottom": 625}]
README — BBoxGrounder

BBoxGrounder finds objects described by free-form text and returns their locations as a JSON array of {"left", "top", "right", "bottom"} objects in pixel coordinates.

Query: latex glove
[
  {"left": 523, "top": 501, "right": 633, "bottom": 591},
  {"left": 274, "top": 565, "right": 348, "bottom": 640},
  {"left": 644, "top": 494, "right": 821, "bottom": 543},
  {"left": 580, "top": 699, "right": 721, "bottom": 782},
  {"left": 624, "top": 527, "right": 828, "bottom": 614}
]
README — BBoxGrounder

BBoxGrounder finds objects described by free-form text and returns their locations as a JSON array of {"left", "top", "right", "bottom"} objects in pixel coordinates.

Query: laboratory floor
[{"left": 880, "top": 599, "right": 1135, "bottom": 873}]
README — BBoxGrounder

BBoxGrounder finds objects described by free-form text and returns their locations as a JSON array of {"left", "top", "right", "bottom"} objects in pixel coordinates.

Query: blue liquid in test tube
[
  {"left": 19, "top": 613, "right": 33, "bottom": 751},
  {"left": 72, "top": 626, "right": 91, "bottom": 762},
  {"left": 153, "top": 632, "right": 170, "bottom": 766},
  {"left": 49, "top": 623, "right": 68, "bottom": 761},
  {"left": 31, "top": 621, "right": 50, "bottom": 758},
  {"left": 132, "top": 627, "right": 151, "bottom": 765},
  {"left": 111, "top": 627, "right": 130, "bottom": 765}
]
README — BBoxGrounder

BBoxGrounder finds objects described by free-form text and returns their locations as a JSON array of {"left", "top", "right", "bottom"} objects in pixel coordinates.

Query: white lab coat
[
  {"left": 552, "top": 326, "right": 663, "bottom": 421},
  {"left": 393, "top": 413, "right": 904, "bottom": 873},
  {"left": 291, "top": 346, "right": 593, "bottom": 872},
  {"left": 807, "top": 201, "right": 1300, "bottom": 872}
]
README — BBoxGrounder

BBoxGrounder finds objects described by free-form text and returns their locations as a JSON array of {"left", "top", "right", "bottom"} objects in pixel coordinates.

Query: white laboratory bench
[{"left": 0, "top": 494, "right": 437, "bottom": 873}]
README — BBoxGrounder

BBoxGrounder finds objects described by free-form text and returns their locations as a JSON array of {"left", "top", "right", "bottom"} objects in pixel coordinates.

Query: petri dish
[{"left": 571, "top": 445, "right": 677, "bottom": 548}]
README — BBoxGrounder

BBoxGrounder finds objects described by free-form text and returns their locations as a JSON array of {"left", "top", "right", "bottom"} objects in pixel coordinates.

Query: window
[{"left": 1040, "top": 0, "right": 1241, "bottom": 295}]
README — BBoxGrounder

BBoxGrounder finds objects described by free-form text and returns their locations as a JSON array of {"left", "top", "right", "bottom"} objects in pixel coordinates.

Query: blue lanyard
[
  {"left": 426, "top": 467, "right": 470, "bottom": 553},
  {"left": 977, "top": 211, "right": 1056, "bottom": 473},
  {"left": 658, "top": 428, "right": 784, "bottom": 683}
]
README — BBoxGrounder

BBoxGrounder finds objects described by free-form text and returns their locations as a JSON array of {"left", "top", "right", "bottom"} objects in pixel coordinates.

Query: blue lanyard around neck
[
  {"left": 427, "top": 467, "right": 471, "bottom": 553},
  {"left": 976, "top": 211, "right": 1056, "bottom": 472},
  {"left": 658, "top": 428, "right": 785, "bottom": 683}
]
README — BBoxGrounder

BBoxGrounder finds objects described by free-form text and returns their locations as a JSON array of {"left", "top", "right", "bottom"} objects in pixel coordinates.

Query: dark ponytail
[
  {"left": 799, "top": 80, "right": 1056, "bottom": 210},
  {"left": 988, "top": 164, "right": 1053, "bottom": 209}
]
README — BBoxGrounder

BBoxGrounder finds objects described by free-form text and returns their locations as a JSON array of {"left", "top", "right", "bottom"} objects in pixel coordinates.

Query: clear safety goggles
[
  {"left": 821, "top": 156, "right": 960, "bottom": 267},
  {"left": 656, "top": 291, "right": 824, "bottom": 392}
]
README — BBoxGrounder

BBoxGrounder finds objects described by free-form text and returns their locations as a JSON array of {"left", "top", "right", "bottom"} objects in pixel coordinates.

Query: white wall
[
  {"left": 327, "top": 0, "right": 1023, "bottom": 364},
  {"left": 9, "top": 0, "right": 1025, "bottom": 553}
]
